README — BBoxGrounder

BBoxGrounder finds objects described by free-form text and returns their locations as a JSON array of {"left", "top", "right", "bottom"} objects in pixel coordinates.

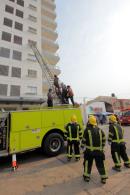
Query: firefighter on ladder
[
  {"left": 81, "top": 115, "right": 108, "bottom": 184},
  {"left": 108, "top": 115, "right": 130, "bottom": 171},
  {"left": 64, "top": 115, "right": 82, "bottom": 161}
]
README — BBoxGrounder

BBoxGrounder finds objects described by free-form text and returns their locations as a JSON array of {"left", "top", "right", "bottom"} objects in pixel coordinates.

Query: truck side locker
[
  {"left": 42, "top": 109, "right": 64, "bottom": 128},
  {"left": 10, "top": 111, "right": 42, "bottom": 153},
  {"left": 0, "top": 112, "right": 9, "bottom": 156}
]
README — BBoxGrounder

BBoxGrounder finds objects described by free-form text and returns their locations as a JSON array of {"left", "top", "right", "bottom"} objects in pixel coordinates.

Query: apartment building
[{"left": 0, "top": 0, "right": 60, "bottom": 105}]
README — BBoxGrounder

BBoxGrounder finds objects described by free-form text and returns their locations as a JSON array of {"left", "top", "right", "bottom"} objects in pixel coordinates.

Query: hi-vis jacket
[
  {"left": 65, "top": 123, "right": 82, "bottom": 141},
  {"left": 81, "top": 125, "right": 106, "bottom": 151},
  {"left": 108, "top": 123, "right": 125, "bottom": 144}
]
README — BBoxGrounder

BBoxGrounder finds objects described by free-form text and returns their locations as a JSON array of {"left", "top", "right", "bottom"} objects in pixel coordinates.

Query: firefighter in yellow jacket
[
  {"left": 64, "top": 115, "right": 82, "bottom": 161},
  {"left": 81, "top": 115, "right": 108, "bottom": 184},
  {"left": 108, "top": 115, "right": 130, "bottom": 171}
]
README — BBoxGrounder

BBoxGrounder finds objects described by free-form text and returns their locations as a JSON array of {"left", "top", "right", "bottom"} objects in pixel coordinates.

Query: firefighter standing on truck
[
  {"left": 108, "top": 115, "right": 130, "bottom": 171},
  {"left": 81, "top": 115, "right": 108, "bottom": 184},
  {"left": 65, "top": 115, "right": 82, "bottom": 161}
]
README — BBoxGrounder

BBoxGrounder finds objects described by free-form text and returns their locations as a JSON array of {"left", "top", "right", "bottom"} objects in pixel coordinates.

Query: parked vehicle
[{"left": 120, "top": 108, "right": 130, "bottom": 125}]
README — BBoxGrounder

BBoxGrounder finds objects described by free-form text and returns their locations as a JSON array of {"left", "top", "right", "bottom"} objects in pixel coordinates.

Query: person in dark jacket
[
  {"left": 54, "top": 75, "right": 60, "bottom": 90},
  {"left": 108, "top": 115, "right": 130, "bottom": 171},
  {"left": 64, "top": 115, "right": 82, "bottom": 161},
  {"left": 54, "top": 75, "right": 62, "bottom": 99},
  {"left": 47, "top": 88, "right": 53, "bottom": 107},
  {"left": 61, "top": 83, "right": 68, "bottom": 104},
  {"left": 67, "top": 85, "right": 75, "bottom": 106},
  {"left": 81, "top": 115, "right": 108, "bottom": 184}
]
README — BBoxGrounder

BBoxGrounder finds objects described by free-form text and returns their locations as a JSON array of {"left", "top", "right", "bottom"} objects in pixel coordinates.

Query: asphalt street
[{"left": 0, "top": 125, "right": 130, "bottom": 195}]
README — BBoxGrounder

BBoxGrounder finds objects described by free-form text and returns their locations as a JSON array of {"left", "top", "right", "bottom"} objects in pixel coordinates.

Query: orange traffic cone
[{"left": 12, "top": 154, "right": 18, "bottom": 171}]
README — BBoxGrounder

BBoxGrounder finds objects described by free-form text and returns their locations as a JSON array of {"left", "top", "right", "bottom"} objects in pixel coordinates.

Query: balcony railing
[
  {"left": 42, "top": 51, "right": 60, "bottom": 65},
  {"left": 42, "top": 0, "right": 56, "bottom": 10},
  {"left": 42, "top": 26, "right": 58, "bottom": 41},
  {"left": 42, "top": 37, "right": 59, "bottom": 53},
  {"left": 42, "top": 16, "right": 57, "bottom": 30},
  {"left": 42, "top": 8, "right": 56, "bottom": 20}
]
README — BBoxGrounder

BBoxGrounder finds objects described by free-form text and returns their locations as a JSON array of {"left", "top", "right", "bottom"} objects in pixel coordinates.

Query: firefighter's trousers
[
  {"left": 83, "top": 150, "right": 107, "bottom": 179},
  {"left": 67, "top": 140, "right": 80, "bottom": 158},
  {"left": 111, "top": 142, "right": 130, "bottom": 168}
]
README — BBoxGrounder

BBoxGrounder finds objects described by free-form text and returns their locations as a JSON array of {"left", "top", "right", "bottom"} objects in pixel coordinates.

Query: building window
[
  {"left": 13, "top": 35, "right": 22, "bottom": 45},
  {"left": 2, "top": 31, "right": 11, "bottom": 42},
  {"left": 28, "top": 40, "right": 37, "bottom": 46},
  {"left": 28, "top": 4, "right": 37, "bottom": 11},
  {"left": 0, "top": 47, "right": 10, "bottom": 58},
  {"left": 11, "top": 67, "right": 21, "bottom": 78},
  {"left": 5, "top": 5, "right": 14, "bottom": 14},
  {"left": 16, "top": 9, "right": 24, "bottom": 18},
  {"left": 13, "top": 50, "right": 22, "bottom": 61},
  {"left": 3, "top": 18, "right": 13, "bottom": 27},
  {"left": 0, "top": 65, "right": 9, "bottom": 76},
  {"left": 27, "top": 53, "right": 36, "bottom": 62},
  {"left": 10, "top": 85, "right": 20, "bottom": 96},
  {"left": 28, "top": 15, "right": 37, "bottom": 22},
  {"left": 28, "top": 69, "right": 37, "bottom": 78},
  {"left": 15, "top": 22, "right": 23, "bottom": 31},
  {"left": 0, "top": 84, "right": 8, "bottom": 96},
  {"left": 28, "top": 27, "right": 37, "bottom": 34},
  {"left": 27, "top": 86, "right": 37, "bottom": 95},
  {"left": 17, "top": 0, "right": 24, "bottom": 7},
  {"left": 9, "top": 0, "right": 15, "bottom": 2}
]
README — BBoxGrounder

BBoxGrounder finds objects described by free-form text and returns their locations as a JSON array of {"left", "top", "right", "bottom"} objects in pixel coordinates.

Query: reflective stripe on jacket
[
  {"left": 64, "top": 123, "right": 82, "bottom": 141},
  {"left": 81, "top": 125, "right": 106, "bottom": 151},
  {"left": 108, "top": 123, "right": 124, "bottom": 143}
]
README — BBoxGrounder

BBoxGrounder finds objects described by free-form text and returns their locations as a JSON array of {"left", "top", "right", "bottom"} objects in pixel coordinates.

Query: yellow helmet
[
  {"left": 88, "top": 114, "right": 94, "bottom": 118},
  {"left": 88, "top": 116, "right": 97, "bottom": 126},
  {"left": 71, "top": 115, "right": 77, "bottom": 123},
  {"left": 109, "top": 115, "right": 117, "bottom": 123}
]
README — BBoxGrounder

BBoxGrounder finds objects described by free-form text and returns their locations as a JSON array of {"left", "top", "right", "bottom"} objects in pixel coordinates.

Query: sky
[{"left": 55, "top": 0, "right": 130, "bottom": 102}]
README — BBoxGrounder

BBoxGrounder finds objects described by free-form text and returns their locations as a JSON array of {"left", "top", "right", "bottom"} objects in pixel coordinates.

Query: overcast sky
[{"left": 55, "top": 0, "right": 130, "bottom": 102}]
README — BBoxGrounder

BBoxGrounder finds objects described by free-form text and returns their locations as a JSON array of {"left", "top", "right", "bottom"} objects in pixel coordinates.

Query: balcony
[
  {"left": 42, "top": 0, "right": 56, "bottom": 11},
  {"left": 42, "top": 27, "right": 58, "bottom": 41},
  {"left": 42, "top": 37, "right": 59, "bottom": 53},
  {"left": 42, "top": 8, "right": 56, "bottom": 20},
  {"left": 42, "top": 16, "right": 57, "bottom": 31},
  {"left": 42, "top": 51, "right": 60, "bottom": 65},
  {"left": 48, "top": 65, "right": 61, "bottom": 75}
]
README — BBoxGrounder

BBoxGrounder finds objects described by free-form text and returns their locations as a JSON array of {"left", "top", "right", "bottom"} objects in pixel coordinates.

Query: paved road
[{"left": 0, "top": 125, "right": 130, "bottom": 195}]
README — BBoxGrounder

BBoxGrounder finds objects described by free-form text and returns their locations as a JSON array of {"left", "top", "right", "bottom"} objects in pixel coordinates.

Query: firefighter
[
  {"left": 65, "top": 115, "right": 82, "bottom": 161},
  {"left": 54, "top": 75, "right": 60, "bottom": 90},
  {"left": 108, "top": 115, "right": 130, "bottom": 171},
  {"left": 54, "top": 75, "right": 61, "bottom": 98},
  {"left": 47, "top": 88, "right": 53, "bottom": 107},
  {"left": 81, "top": 115, "right": 108, "bottom": 184}
]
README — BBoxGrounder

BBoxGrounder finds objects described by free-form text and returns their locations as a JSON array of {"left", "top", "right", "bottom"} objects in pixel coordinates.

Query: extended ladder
[
  {"left": 29, "top": 42, "right": 62, "bottom": 103},
  {"left": 29, "top": 42, "right": 54, "bottom": 89}
]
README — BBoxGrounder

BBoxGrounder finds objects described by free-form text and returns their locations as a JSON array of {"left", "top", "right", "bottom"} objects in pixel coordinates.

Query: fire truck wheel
[{"left": 43, "top": 133, "right": 64, "bottom": 156}]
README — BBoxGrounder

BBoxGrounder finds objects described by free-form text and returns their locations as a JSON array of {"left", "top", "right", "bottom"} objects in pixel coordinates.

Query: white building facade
[{"left": 0, "top": 0, "right": 59, "bottom": 100}]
